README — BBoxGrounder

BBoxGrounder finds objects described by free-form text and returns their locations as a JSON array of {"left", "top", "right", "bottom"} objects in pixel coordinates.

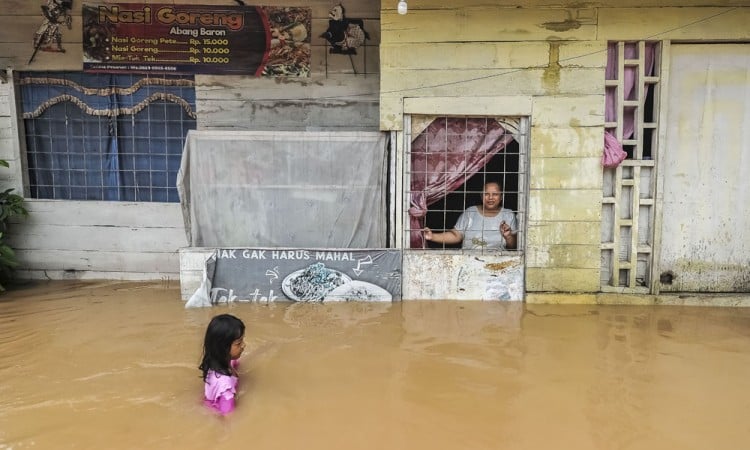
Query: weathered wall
[
  {"left": 379, "top": 0, "right": 750, "bottom": 294},
  {"left": 0, "top": 80, "right": 19, "bottom": 189},
  {"left": 658, "top": 43, "right": 750, "bottom": 292},
  {"left": 2, "top": 0, "right": 748, "bottom": 290},
  {"left": 0, "top": 0, "right": 380, "bottom": 280}
]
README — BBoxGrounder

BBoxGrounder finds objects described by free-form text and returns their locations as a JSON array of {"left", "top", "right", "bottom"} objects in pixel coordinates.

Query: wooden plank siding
[
  {"left": 0, "top": 0, "right": 381, "bottom": 281},
  {"left": 383, "top": 0, "right": 750, "bottom": 8},
  {"left": 379, "top": 2, "right": 750, "bottom": 294},
  {"left": 6, "top": 200, "right": 187, "bottom": 280},
  {"left": 1, "top": 0, "right": 748, "bottom": 291}
]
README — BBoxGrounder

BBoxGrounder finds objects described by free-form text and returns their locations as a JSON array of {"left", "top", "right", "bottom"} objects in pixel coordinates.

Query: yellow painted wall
[{"left": 379, "top": 1, "right": 749, "bottom": 293}]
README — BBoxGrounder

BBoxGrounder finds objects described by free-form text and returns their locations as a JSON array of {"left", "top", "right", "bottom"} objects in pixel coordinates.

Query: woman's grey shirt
[{"left": 454, "top": 206, "right": 517, "bottom": 249}]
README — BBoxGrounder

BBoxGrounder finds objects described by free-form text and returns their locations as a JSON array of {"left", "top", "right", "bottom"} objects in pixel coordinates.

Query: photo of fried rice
[
  {"left": 82, "top": 5, "right": 115, "bottom": 62},
  {"left": 281, "top": 263, "right": 351, "bottom": 302},
  {"left": 260, "top": 6, "right": 311, "bottom": 77}
]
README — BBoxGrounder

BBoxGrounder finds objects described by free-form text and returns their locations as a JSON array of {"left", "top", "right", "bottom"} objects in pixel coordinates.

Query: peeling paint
[
  {"left": 403, "top": 253, "right": 524, "bottom": 301},
  {"left": 485, "top": 261, "right": 516, "bottom": 271}
]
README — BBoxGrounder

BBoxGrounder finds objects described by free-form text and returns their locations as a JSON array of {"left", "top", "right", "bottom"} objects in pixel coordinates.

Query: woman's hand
[
  {"left": 500, "top": 221, "right": 512, "bottom": 238},
  {"left": 500, "top": 221, "right": 517, "bottom": 249},
  {"left": 423, "top": 227, "right": 433, "bottom": 241}
]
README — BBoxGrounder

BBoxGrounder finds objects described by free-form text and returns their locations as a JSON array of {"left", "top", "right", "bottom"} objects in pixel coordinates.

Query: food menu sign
[
  {"left": 82, "top": 3, "right": 311, "bottom": 76},
  {"left": 205, "top": 249, "right": 402, "bottom": 303}
]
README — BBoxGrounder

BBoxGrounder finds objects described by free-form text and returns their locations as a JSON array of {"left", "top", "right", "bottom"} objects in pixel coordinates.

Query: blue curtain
[{"left": 20, "top": 72, "right": 196, "bottom": 202}]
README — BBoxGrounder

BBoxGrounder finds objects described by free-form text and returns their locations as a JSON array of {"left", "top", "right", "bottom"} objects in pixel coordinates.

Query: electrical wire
[{"left": 242, "top": 6, "right": 741, "bottom": 101}]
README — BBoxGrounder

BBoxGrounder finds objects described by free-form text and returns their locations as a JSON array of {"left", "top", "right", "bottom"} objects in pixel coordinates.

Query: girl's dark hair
[{"left": 199, "top": 314, "right": 245, "bottom": 381}]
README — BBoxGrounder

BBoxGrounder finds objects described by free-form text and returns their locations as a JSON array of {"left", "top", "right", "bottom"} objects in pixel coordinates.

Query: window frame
[
  {"left": 401, "top": 113, "right": 529, "bottom": 254},
  {"left": 15, "top": 71, "right": 196, "bottom": 203},
  {"left": 601, "top": 41, "right": 661, "bottom": 293}
]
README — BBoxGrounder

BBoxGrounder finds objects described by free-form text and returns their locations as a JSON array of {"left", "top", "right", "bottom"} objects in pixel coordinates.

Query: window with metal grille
[
  {"left": 601, "top": 42, "right": 661, "bottom": 292},
  {"left": 404, "top": 115, "right": 528, "bottom": 253},
  {"left": 18, "top": 71, "right": 196, "bottom": 202}
]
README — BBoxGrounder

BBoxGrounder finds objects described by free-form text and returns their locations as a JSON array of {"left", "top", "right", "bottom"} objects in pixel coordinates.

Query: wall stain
[
  {"left": 541, "top": 10, "right": 582, "bottom": 32},
  {"left": 542, "top": 42, "right": 560, "bottom": 94}
]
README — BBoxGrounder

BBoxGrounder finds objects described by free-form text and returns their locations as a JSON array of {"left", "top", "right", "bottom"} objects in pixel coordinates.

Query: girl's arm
[{"left": 216, "top": 392, "right": 236, "bottom": 415}]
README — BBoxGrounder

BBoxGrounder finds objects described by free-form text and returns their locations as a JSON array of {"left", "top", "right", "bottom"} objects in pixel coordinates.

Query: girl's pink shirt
[{"left": 203, "top": 359, "right": 239, "bottom": 415}]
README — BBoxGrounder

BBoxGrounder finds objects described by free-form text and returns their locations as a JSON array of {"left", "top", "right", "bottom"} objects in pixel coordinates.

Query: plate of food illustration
[
  {"left": 323, "top": 280, "right": 392, "bottom": 302},
  {"left": 281, "top": 263, "right": 352, "bottom": 302}
]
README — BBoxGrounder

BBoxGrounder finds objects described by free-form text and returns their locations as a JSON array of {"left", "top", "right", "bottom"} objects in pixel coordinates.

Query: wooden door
[{"left": 658, "top": 44, "right": 750, "bottom": 292}]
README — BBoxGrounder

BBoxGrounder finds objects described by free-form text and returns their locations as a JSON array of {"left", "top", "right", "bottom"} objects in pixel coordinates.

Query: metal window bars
[{"left": 403, "top": 115, "right": 528, "bottom": 254}]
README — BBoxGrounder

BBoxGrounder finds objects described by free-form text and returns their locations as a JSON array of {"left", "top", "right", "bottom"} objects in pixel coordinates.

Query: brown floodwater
[{"left": 1, "top": 280, "right": 749, "bottom": 449}]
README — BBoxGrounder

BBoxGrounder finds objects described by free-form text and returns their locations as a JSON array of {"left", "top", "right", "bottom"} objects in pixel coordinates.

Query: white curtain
[{"left": 178, "top": 131, "right": 388, "bottom": 248}]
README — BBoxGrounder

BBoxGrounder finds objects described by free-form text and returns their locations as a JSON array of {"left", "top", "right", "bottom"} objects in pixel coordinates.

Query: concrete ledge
[
  {"left": 179, "top": 248, "right": 215, "bottom": 301},
  {"left": 527, "top": 292, "right": 750, "bottom": 307},
  {"left": 403, "top": 252, "right": 523, "bottom": 301}
]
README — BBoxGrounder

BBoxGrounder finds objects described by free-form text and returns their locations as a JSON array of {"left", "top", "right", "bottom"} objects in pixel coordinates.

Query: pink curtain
[
  {"left": 603, "top": 42, "right": 656, "bottom": 168},
  {"left": 408, "top": 117, "right": 514, "bottom": 248}
]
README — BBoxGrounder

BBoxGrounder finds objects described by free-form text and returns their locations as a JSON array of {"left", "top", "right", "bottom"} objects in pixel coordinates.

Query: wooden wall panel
[
  {"left": 526, "top": 244, "right": 601, "bottom": 269},
  {"left": 10, "top": 200, "right": 186, "bottom": 227},
  {"left": 196, "top": 74, "right": 378, "bottom": 100},
  {"left": 529, "top": 157, "right": 602, "bottom": 189},
  {"left": 525, "top": 267, "right": 600, "bottom": 292},
  {"left": 4, "top": 1, "right": 380, "bottom": 17},
  {"left": 381, "top": 68, "right": 603, "bottom": 98},
  {"left": 14, "top": 249, "right": 180, "bottom": 273},
  {"left": 381, "top": 8, "right": 598, "bottom": 43},
  {"left": 0, "top": 0, "right": 382, "bottom": 280},
  {"left": 1, "top": 1, "right": 381, "bottom": 73},
  {"left": 196, "top": 73, "right": 379, "bottom": 130},
  {"left": 382, "top": 42, "right": 549, "bottom": 70},
  {"left": 6, "top": 223, "right": 187, "bottom": 252},
  {"left": 5, "top": 201, "right": 187, "bottom": 279},
  {"left": 526, "top": 221, "right": 601, "bottom": 245},
  {"left": 529, "top": 126, "right": 603, "bottom": 158},
  {"left": 10, "top": 0, "right": 750, "bottom": 17},
  {"left": 531, "top": 95, "right": 605, "bottom": 127},
  {"left": 527, "top": 190, "right": 602, "bottom": 222},
  {"left": 197, "top": 98, "right": 379, "bottom": 131},
  {"left": 598, "top": 7, "right": 750, "bottom": 40}
]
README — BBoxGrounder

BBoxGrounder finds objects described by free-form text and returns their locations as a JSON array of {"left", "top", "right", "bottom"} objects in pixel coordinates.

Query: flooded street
[{"left": 1, "top": 280, "right": 749, "bottom": 449}]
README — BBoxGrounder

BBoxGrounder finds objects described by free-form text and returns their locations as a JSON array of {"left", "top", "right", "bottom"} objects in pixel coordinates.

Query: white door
[{"left": 659, "top": 44, "right": 750, "bottom": 292}]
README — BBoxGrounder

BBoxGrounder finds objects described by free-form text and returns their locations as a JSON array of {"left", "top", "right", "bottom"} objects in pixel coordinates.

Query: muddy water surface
[{"left": 1, "top": 281, "right": 749, "bottom": 449}]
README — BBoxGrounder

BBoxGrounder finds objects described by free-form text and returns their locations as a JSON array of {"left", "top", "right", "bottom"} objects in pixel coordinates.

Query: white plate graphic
[{"left": 323, "top": 280, "right": 392, "bottom": 302}]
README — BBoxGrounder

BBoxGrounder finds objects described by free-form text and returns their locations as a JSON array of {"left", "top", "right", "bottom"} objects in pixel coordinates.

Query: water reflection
[{"left": 0, "top": 281, "right": 749, "bottom": 449}]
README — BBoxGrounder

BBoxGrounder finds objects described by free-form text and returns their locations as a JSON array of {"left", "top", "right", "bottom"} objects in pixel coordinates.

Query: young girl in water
[{"left": 199, "top": 314, "right": 246, "bottom": 415}]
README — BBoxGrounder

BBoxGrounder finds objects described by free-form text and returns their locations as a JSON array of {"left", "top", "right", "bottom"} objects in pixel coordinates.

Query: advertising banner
[
  {"left": 82, "top": 3, "right": 311, "bottom": 76},
  {"left": 204, "top": 249, "right": 402, "bottom": 303}
]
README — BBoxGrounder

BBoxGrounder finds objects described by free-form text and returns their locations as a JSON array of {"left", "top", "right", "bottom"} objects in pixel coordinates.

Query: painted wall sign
[
  {"left": 82, "top": 3, "right": 311, "bottom": 76},
  {"left": 205, "top": 249, "right": 401, "bottom": 303}
]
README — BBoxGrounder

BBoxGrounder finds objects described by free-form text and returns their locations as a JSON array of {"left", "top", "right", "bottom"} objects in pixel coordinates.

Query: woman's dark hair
[{"left": 199, "top": 314, "right": 245, "bottom": 381}]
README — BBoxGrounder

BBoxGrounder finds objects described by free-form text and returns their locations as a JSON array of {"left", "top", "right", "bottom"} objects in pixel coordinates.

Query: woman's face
[
  {"left": 482, "top": 183, "right": 502, "bottom": 211},
  {"left": 230, "top": 334, "right": 246, "bottom": 360}
]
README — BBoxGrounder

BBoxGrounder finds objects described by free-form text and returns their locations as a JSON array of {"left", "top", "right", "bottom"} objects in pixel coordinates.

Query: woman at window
[{"left": 422, "top": 181, "right": 517, "bottom": 250}]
